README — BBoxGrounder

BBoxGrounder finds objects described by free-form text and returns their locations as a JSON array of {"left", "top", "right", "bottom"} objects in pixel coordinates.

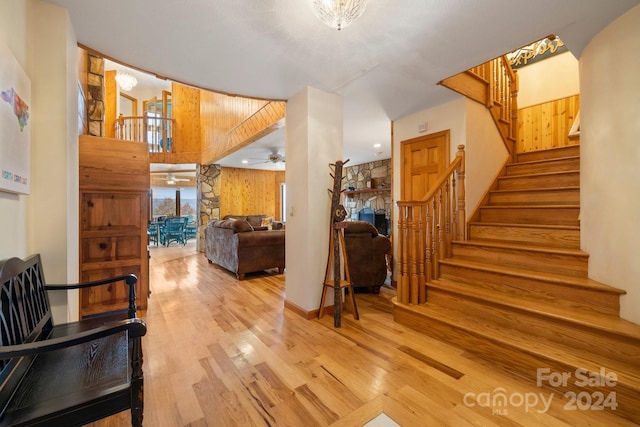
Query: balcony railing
[{"left": 115, "top": 114, "right": 174, "bottom": 153}]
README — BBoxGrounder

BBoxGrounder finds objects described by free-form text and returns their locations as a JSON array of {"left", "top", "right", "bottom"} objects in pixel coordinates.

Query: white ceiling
[{"left": 51, "top": 0, "right": 639, "bottom": 169}]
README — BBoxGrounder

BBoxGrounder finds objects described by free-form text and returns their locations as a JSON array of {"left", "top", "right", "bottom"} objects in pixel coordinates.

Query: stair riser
[
  {"left": 507, "top": 157, "right": 580, "bottom": 176},
  {"left": 498, "top": 172, "right": 580, "bottom": 190},
  {"left": 427, "top": 288, "right": 639, "bottom": 365},
  {"left": 450, "top": 244, "right": 588, "bottom": 278},
  {"left": 517, "top": 145, "right": 580, "bottom": 162},
  {"left": 393, "top": 304, "right": 640, "bottom": 424},
  {"left": 468, "top": 224, "right": 580, "bottom": 249},
  {"left": 479, "top": 207, "right": 580, "bottom": 226},
  {"left": 438, "top": 263, "right": 620, "bottom": 316},
  {"left": 489, "top": 189, "right": 580, "bottom": 206}
]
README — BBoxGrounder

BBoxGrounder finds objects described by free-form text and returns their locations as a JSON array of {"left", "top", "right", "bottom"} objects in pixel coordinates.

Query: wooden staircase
[{"left": 393, "top": 144, "right": 640, "bottom": 423}]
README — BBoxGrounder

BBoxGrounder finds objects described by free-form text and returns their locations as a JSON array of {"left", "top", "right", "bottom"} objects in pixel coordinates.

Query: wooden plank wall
[
  {"left": 104, "top": 70, "right": 117, "bottom": 138},
  {"left": 172, "top": 82, "right": 201, "bottom": 154},
  {"left": 220, "top": 168, "right": 285, "bottom": 220},
  {"left": 517, "top": 95, "right": 580, "bottom": 152},
  {"left": 200, "top": 90, "right": 269, "bottom": 147},
  {"left": 79, "top": 135, "right": 150, "bottom": 317}
]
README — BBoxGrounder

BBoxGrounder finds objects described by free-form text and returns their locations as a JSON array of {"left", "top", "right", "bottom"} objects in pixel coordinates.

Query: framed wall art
[{"left": 0, "top": 42, "right": 31, "bottom": 195}]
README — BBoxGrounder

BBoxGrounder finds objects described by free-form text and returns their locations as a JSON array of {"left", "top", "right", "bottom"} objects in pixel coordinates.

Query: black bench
[{"left": 0, "top": 254, "right": 147, "bottom": 427}]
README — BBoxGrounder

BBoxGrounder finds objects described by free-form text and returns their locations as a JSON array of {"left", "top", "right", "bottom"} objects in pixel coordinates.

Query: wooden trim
[
  {"left": 120, "top": 92, "right": 138, "bottom": 116},
  {"left": 78, "top": 43, "right": 286, "bottom": 103},
  {"left": 284, "top": 299, "right": 347, "bottom": 320},
  {"left": 284, "top": 299, "right": 316, "bottom": 320}
]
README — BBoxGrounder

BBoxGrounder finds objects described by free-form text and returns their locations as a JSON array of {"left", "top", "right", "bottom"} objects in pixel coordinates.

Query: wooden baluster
[
  {"left": 443, "top": 180, "right": 451, "bottom": 258},
  {"left": 431, "top": 197, "right": 439, "bottom": 280},
  {"left": 451, "top": 174, "right": 458, "bottom": 244},
  {"left": 437, "top": 187, "right": 446, "bottom": 266},
  {"left": 409, "top": 204, "right": 419, "bottom": 305},
  {"left": 399, "top": 204, "right": 409, "bottom": 304},
  {"left": 510, "top": 69, "right": 519, "bottom": 155},
  {"left": 416, "top": 204, "right": 425, "bottom": 303},
  {"left": 424, "top": 201, "right": 432, "bottom": 285},
  {"left": 456, "top": 145, "right": 466, "bottom": 240}
]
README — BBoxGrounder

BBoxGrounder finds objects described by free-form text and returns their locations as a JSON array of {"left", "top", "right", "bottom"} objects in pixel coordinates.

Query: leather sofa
[
  {"left": 204, "top": 217, "right": 285, "bottom": 280},
  {"left": 222, "top": 214, "right": 283, "bottom": 231},
  {"left": 343, "top": 221, "right": 391, "bottom": 293}
]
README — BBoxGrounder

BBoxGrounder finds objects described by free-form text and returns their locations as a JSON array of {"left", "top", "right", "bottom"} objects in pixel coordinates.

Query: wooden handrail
[
  {"left": 396, "top": 145, "right": 466, "bottom": 305},
  {"left": 440, "top": 55, "right": 518, "bottom": 161},
  {"left": 114, "top": 114, "right": 175, "bottom": 153}
]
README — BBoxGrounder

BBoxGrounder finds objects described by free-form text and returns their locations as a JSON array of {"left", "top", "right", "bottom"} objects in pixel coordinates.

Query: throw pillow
[{"left": 260, "top": 217, "right": 274, "bottom": 227}]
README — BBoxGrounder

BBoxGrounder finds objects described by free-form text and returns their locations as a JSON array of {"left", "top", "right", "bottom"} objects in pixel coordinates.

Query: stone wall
[
  {"left": 87, "top": 54, "right": 104, "bottom": 136},
  {"left": 343, "top": 159, "right": 392, "bottom": 228},
  {"left": 197, "top": 164, "right": 221, "bottom": 251}
]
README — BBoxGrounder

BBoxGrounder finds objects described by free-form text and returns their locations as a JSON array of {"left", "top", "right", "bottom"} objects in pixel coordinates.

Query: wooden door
[
  {"left": 401, "top": 130, "right": 450, "bottom": 200},
  {"left": 79, "top": 135, "right": 150, "bottom": 318}
]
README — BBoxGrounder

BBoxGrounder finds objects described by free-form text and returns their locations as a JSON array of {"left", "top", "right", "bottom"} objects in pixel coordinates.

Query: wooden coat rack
[{"left": 318, "top": 159, "right": 359, "bottom": 327}]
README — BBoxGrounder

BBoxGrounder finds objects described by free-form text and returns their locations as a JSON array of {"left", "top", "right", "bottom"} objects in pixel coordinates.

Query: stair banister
[
  {"left": 115, "top": 114, "right": 175, "bottom": 153},
  {"left": 396, "top": 145, "right": 466, "bottom": 304}
]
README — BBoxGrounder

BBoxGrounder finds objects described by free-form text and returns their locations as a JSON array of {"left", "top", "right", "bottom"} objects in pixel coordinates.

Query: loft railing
[
  {"left": 396, "top": 145, "right": 466, "bottom": 305},
  {"left": 441, "top": 55, "right": 518, "bottom": 160},
  {"left": 115, "top": 114, "right": 175, "bottom": 153},
  {"left": 470, "top": 55, "right": 518, "bottom": 160}
]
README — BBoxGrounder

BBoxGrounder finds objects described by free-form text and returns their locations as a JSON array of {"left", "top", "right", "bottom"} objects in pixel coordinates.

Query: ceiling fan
[
  {"left": 152, "top": 172, "right": 191, "bottom": 185},
  {"left": 250, "top": 150, "right": 285, "bottom": 165}
]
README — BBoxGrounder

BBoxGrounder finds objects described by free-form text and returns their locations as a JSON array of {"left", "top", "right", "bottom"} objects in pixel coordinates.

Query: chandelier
[
  {"left": 115, "top": 70, "right": 137, "bottom": 91},
  {"left": 311, "top": 0, "right": 368, "bottom": 31}
]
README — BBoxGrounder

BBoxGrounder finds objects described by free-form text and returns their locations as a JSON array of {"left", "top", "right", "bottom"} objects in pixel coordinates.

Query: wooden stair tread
[
  {"left": 507, "top": 155, "right": 580, "bottom": 168},
  {"left": 429, "top": 278, "right": 640, "bottom": 340},
  {"left": 393, "top": 299, "right": 640, "bottom": 386},
  {"left": 468, "top": 221, "right": 580, "bottom": 230},
  {"left": 490, "top": 186, "right": 580, "bottom": 194},
  {"left": 451, "top": 239, "right": 588, "bottom": 257},
  {"left": 480, "top": 204, "right": 580, "bottom": 209},
  {"left": 438, "top": 258, "right": 626, "bottom": 295},
  {"left": 499, "top": 170, "right": 579, "bottom": 180}
]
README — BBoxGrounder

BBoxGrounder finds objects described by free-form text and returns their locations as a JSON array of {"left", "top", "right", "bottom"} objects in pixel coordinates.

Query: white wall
[
  {"left": 0, "top": 0, "right": 31, "bottom": 260},
  {"left": 580, "top": 4, "right": 640, "bottom": 325},
  {"left": 285, "top": 87, "right": 343, "bottom": 312},
  {"left": 517, "top": 51, "right": 580, "bottom": 108},
  {"left": 464, "top": 99, "right": 510, "bottom": 216},
  {"left": 0, "top": 0, "right": 79, "bottom": 323}
]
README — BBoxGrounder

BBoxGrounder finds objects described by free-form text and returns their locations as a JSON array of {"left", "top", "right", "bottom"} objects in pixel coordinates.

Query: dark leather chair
[{"left": 343, "top": 221, "right": 391, "bottom": 293}]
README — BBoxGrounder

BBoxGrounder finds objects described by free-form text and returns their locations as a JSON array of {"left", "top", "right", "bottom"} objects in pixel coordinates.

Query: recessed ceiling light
[
  {"left": 373, "top": 143, "right": 382, "bottom": 148},
  {"left": 242, "top": 159, "right": 249, "bottom": 164}
]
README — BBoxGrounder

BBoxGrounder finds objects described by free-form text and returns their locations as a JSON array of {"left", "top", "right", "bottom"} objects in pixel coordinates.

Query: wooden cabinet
[{"left": 79, "top": 135, "right": 150, "bottom": 317}]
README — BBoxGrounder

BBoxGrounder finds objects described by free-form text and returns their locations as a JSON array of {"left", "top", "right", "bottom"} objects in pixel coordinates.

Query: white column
[
  {"left": 285, "top": 87, "right": 343, "bottom": 313},
  {"left": 29, "top": 2, "right": 80, "bottom": 322}
]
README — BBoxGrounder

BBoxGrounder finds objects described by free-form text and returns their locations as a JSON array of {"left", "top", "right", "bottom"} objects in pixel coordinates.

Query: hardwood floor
[{"left": 88, "top": 245, "right": 635, "bottom": 426}]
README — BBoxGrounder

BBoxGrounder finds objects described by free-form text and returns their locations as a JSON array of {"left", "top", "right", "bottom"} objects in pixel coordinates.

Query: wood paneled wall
[
  {"left": 200, "top": 91, "right": 269, "bottom": 146},
  {"left": 517, "top": 95, "right": 580, "bottom": 152},
  {"left": 79, "top": 135, "right": 149, "bottom": 317},
  {"left": 220, "top": 168, "right": 284, "bottom": 220},
  {"left": 104, "top": 70, "right": 117, "bottom": 138},
  {"left": 172, "top": 82, "right": 201, "bottom": 153}
]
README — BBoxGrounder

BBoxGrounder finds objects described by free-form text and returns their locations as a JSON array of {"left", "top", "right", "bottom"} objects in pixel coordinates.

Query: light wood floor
[{"left": 88, "top": 245, "right": 636, "bottom": 426}]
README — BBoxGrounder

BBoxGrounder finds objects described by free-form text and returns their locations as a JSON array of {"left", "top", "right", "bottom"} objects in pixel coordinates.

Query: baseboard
[{"left": 284, "top": 299, "right": 346, "bottom": 320}]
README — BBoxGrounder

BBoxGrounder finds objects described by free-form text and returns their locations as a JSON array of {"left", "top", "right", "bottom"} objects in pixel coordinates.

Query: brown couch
[
  {"left": 343, "top": 221, "right": 391, "bottom": 293},
  {"left": 204, "top": 217, "right": 285, "bottom": 280}
]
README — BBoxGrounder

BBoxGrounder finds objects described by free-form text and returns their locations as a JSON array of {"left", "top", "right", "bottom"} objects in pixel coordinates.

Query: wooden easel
[{"left": 318, "top": 159, "right": 359, "bottom": 327}]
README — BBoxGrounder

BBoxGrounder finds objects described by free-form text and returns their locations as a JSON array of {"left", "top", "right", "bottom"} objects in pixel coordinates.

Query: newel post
[{"left": 456, "top": 145, "right": 466, "bottom": 240}]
